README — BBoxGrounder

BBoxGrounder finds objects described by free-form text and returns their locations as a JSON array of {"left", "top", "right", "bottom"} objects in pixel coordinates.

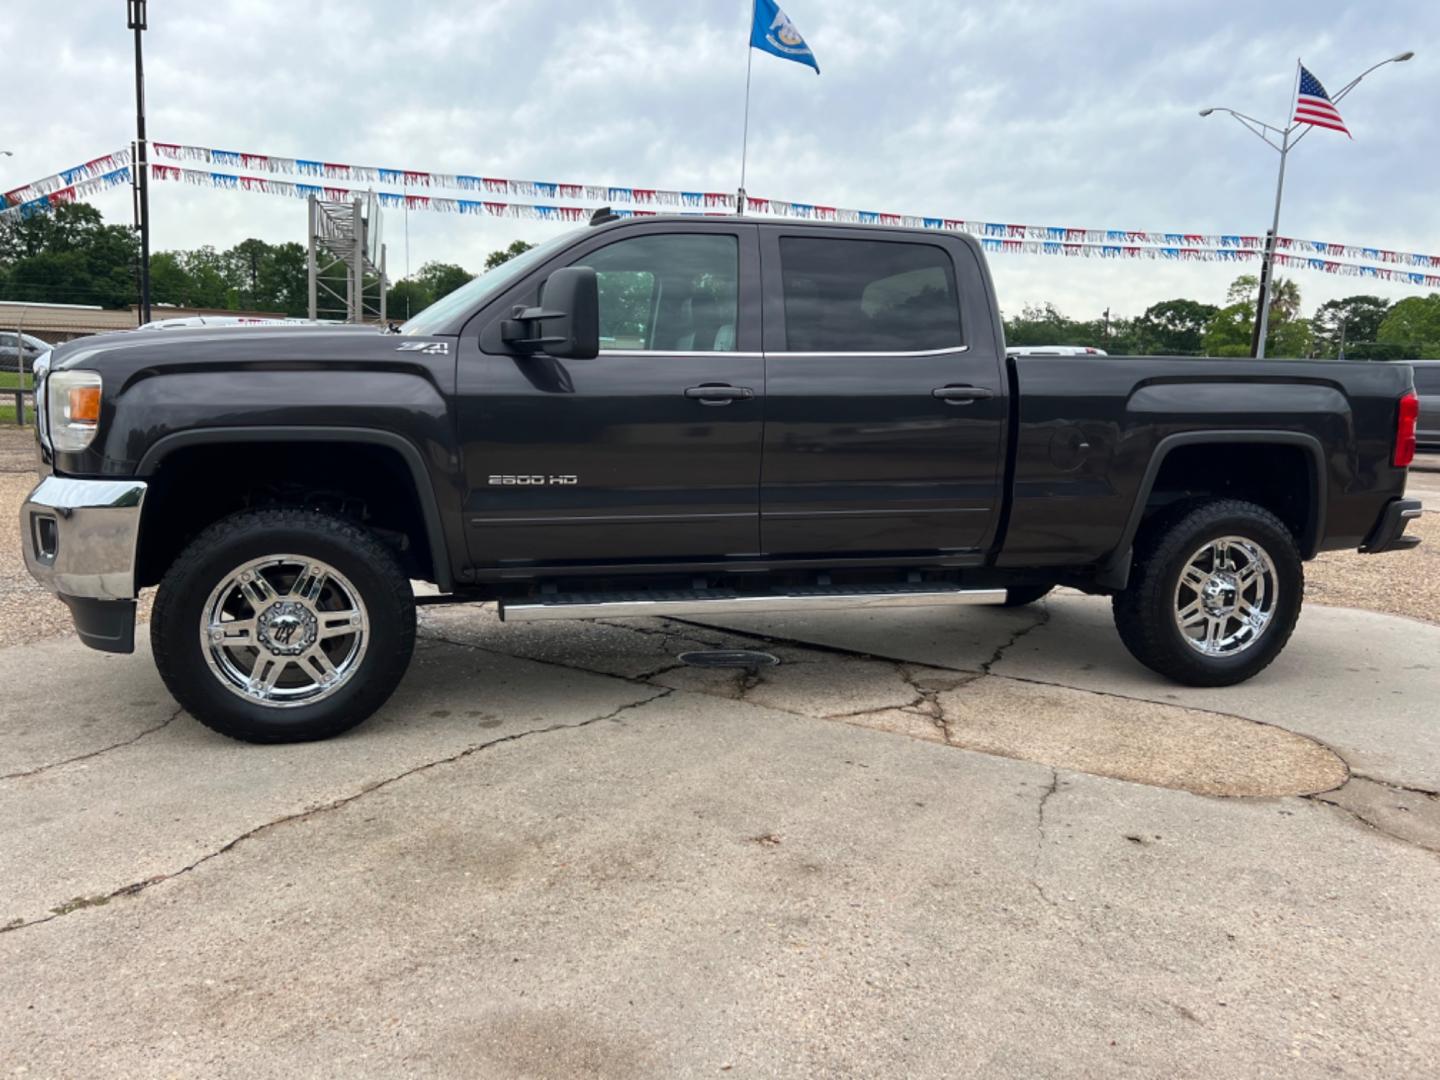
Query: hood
[{"left": 50, "top": 322, "right": 386, "bottom": 373}]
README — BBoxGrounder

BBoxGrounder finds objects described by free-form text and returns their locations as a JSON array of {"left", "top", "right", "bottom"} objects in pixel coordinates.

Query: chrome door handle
[
  {"left": 932, "top": 385, "right": 994, "bottom": 403},
  {"left": 685, "top": 384, "right": 754, "bottom": 405}
]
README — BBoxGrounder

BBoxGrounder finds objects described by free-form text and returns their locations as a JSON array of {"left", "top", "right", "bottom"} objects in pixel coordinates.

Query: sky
[{"left": 3, "top": 0, "right": 1438, "bottom": 321}]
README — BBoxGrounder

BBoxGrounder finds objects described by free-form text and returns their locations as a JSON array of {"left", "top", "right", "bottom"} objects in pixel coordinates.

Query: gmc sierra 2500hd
[{"left": 22, "top": 213, "right": 1424, "bottom": 742}]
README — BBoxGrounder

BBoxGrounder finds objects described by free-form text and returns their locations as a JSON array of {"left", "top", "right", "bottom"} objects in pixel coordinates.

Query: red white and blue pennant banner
[
  {"left": 0, "top": 150, "right": 134, "bottom": 220},
  {"left": 150, "top": 141, "right": 1440, "bottom": 274},
  {"left": 148, "top": 166, "right": 1440, "bottom": 289},
  {"left": 2, "top": 150, "right": 133, "bottom": 216},
  {"left": 6, "top": 143, "right": 1439, "bottom": 287}
]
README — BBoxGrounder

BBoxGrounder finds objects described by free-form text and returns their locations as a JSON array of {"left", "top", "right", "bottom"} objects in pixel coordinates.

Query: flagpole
[
  {"left": 738, "top": 23, "right": 755, "bottom": 215},
  {"left": 1253, "top": 59, "right": 1302, "bottom": 359}
]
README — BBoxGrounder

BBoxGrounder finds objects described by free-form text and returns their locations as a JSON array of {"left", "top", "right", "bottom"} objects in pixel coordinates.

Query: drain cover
[{"left": 677, "top": 649, "right": 780, "bottom": 669}]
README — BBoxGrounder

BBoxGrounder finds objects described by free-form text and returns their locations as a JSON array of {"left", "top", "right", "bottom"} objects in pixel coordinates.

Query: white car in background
[
  {"left": 136, "top": 316, "right": 339, "bottom": 331},
  {"left": 1005, "top": 345, "right": 1109, "bottom": 356}
]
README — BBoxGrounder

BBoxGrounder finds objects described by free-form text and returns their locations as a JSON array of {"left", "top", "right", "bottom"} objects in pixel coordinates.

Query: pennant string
[{"left": 5, "top": 143, "right": 1438, "bottom": 286}]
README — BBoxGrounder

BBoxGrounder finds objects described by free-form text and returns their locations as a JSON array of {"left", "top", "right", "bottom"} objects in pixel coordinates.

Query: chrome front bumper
[{"left": 21, "top": 476, "right": 148, "bottom": 600}]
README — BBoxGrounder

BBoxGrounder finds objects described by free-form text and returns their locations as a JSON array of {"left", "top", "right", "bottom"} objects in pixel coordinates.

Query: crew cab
[{"left": 21, "top": 214, "right": 1424, "bottom": 742}]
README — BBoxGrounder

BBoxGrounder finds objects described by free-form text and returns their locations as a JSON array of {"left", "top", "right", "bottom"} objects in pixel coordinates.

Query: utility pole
[{"left": 127, "top": 0, "right": 151, "bottom": 326}]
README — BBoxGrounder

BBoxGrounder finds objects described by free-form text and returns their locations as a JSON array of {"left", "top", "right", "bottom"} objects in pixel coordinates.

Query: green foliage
[
  {"left": 416, "top": 261, "right": 473, "bottom": 301},
  {"left": 1311, "top": 295, "right": 1389, "bottom": 358},
  {"left": 385, "top": 279, "right": 431, "bottom": 322},
  {"left": 484, "top": 240, "right": 534, "bottom": 271},
  {"left": 1202, "top": 275, "right": 1310, "bottom": 358},
  {"left": 1377, "top": 294, "right": 1440, "bottom": 359},
  {"left": 0, "top": 203, "right": 138, "bottom": 308},
  {"left": 1133, "top": 298, "right": 1218, "bottom": 355}
]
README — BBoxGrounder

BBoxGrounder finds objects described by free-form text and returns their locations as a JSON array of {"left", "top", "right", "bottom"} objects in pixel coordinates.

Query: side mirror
[{"left": 500, "top": 266, "right": 599, "bottom": 359}]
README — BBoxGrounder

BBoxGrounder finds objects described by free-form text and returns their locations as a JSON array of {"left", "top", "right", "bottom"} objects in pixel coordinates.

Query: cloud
[{"left": 3, "top": 0, "right": 1436, "bottom": 317}]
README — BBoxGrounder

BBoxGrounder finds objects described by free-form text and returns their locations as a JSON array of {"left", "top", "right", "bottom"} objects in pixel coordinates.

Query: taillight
[{"left": 1394, "top": 391, "right": 1419, "bottom": 468}]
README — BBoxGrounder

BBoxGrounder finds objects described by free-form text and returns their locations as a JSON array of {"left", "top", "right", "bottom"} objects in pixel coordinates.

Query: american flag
[{"left": 1293, "top": 64, "right": 1351, "bottom": 137}]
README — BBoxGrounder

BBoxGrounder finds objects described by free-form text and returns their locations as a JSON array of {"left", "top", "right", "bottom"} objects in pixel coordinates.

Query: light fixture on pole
[
  {"left": 127, "top": 0, "right": 151, "bottom": 326},
  {"left": 1199, "top": 51, "right": 1413, "bottom": 358}
]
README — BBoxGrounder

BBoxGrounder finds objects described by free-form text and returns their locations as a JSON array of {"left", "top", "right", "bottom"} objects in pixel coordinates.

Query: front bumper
[
  {"left": 1360, "top": 497, "right": 1423, "bottom": 554},
  {"left": 21, "top": 476, "right": 147, "bottom": 653}
]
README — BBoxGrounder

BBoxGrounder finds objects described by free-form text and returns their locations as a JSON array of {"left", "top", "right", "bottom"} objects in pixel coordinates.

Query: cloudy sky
[{"left": 4, "top": 0, "right": 1437, "bottom": 320}]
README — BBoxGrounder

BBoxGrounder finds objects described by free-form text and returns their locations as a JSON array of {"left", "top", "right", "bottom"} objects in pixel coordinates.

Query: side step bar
[{"left": 500, "top": 586, "right": 1008, "bottom": 622}]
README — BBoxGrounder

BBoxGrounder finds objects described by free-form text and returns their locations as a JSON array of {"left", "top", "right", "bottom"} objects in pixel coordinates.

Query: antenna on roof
[{"left": 589, "top": 206, "right": 619, "bottom": 226}]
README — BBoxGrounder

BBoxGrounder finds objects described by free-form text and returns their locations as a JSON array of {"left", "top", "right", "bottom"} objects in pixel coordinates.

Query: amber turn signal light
[{"left": 67, "top": 386, "right": 101, "bottom": 425}]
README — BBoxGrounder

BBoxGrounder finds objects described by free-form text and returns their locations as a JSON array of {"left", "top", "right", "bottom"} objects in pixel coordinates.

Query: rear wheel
[
  {"left": 1112, "top": 499, "right": 1302, "bottom": 686},
  {"left": 152, "top": 508, "right": 416, "bottom": 743}
]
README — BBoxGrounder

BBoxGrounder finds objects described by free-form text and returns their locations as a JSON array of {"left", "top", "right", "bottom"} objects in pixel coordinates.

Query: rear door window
[
  {"left": 778, "top": 237, "right": 962, "bottom": 353},
  {"left": 1413, "top": 364, "right": 1440, "bottom": 394}
]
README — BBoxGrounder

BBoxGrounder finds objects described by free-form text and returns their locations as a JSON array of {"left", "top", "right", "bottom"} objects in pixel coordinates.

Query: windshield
[{"left": 399, "top": 228, "right": 583, "bottom": 336}]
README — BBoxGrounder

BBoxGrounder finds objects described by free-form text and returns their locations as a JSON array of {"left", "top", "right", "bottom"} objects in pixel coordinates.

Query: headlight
[{"left": 47, "top": 370, "right": 103, "bottom": 452}]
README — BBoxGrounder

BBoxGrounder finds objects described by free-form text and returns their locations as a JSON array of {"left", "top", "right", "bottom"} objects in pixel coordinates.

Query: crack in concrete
[
  {"left": 1348, "top": 773, "right": 1440, "bottom": 799},
  {"left": 1031, "top": 769, "right": 1061, "bottom": 907},
  {"left": 980, "top": 601, "right": 1052, "bottom": 674},
  {"left": 664, "top": 613, "right": 1376, "bottom": 795},
  {"left": 0, "top": 706, "right": 186, "bottom": 783},
  {"left": 1, "top": 687, "right": 672, "bottom": 936},
  {"left": 1300, "top": 792, "right": 1440, "bottom": 856}
]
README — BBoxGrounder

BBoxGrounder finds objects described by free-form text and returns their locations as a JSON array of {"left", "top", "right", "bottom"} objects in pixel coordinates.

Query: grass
[{"left": 0, "top": 372, "right": 35, "bottom": 426}]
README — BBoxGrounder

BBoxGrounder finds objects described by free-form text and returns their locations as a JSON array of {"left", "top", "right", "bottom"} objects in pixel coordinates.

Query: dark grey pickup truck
[{"left": 21, "top": 214, "right": 1424, "bottom": 742}]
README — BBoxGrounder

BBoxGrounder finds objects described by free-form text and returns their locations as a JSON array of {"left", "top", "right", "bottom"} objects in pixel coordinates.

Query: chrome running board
[{"left": 500, "top": 585, "right": 1008, "bottom": 622}]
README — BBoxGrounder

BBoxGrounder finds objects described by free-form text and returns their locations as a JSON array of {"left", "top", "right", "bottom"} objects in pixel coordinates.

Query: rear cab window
[{"left": 777, "top": 237, "right": 963, "bottom": 353}]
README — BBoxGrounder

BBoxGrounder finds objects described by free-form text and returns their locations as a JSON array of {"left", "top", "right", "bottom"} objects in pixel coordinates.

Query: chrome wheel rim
[
  {"left": 1173, "top": 536, "right": 1278, "bottom": 657},
  {"left": 201, "top": 555, "right": 369, "bottom": 708}
]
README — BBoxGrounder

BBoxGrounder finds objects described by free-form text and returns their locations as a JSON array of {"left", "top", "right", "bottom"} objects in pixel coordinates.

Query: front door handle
[
  {"left": 932, "top": 385, "right": 994, "bottom": 403},
  {"left": 685, "top": 384, "right": 754, "bottom": 405}
]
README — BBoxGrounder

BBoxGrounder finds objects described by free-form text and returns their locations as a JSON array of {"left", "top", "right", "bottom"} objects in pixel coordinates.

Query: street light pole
[
  {"left": 1200, "top": 51, "right": 1413, "bottom": 358},
  {"left": 127, "top": 0, "right": 151, "bottom": 326}
]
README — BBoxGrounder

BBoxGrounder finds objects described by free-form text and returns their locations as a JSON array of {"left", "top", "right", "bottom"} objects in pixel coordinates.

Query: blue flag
[{"left": 750, "top": 0, "right": 820, "bottom": 74}]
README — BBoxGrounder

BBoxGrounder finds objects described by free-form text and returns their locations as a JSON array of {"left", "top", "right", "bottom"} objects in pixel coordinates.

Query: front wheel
[
  {"left": 1112, "top": 499, "right": 1303, "bottom": 686},
  {"left": 151, "top": 508, "right": 416, "bottom": 743}
]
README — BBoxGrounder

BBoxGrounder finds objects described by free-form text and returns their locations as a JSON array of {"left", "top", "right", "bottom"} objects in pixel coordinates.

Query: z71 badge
[
  {"left": 489, "top": 475, "right": 579, "bottom": 486},
  {"left": 395, "top": 341, "right": 449, "bottom": 355}
]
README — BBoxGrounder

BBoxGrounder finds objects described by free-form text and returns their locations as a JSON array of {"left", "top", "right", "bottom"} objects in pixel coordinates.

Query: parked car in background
[
  {"left": 1413, "top": 360, "right": 1440, "bottom": 450},
  {"left": 137, "top": 316, "right": 336, "bottom": 331},
  {"left": 0, "top": 331, "right": 52, "bottom": 372},
  {"left": 1005, "top": 345, "right": 1108, "bottom": 356}
]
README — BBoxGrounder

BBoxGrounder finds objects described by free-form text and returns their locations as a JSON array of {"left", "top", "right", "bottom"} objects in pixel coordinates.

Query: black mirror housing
[{"left": 500, "top": 266, "right": 599, "bottom": 359}]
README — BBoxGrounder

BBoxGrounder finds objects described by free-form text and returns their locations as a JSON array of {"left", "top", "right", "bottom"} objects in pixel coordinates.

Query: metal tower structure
[{"left": 306, "top": 193, "right": 387, "bottom": 323}]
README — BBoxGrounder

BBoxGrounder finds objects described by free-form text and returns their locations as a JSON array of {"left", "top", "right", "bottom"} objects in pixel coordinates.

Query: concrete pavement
[{"left": 2, "top": 594, "right": 1438, "bottom": 1077}]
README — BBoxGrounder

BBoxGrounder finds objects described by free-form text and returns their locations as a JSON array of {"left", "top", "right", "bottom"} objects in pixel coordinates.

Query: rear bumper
[
  {"left": 1360, "top": 497, "right": 1423, "bottom": 554},
  {"left": 21, "top": 476, "right": 147, "bottom": 653}
]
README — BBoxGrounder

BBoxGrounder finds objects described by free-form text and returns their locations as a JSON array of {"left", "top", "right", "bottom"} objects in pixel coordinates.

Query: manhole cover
[{"left": 677, "top": 650, "right": 780, "bottom": 669}]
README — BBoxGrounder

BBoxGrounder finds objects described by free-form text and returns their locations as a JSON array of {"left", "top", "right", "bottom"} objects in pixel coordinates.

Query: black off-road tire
[
  {"left": 1112, "top": 499, "right": 1303, "bottom": 687},
  {"left": 1000, "top": 584, "right": 1054, "bottom": 607},
  {"left": 151, "top": 508, "right": 416, "bottom": 743}
]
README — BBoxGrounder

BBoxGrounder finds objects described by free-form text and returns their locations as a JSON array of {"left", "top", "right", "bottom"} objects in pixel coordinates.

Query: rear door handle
[
  {"left": 685, "top": 384, "right": 754, "bottom": 405},
  {"left": 932, "top": 385, "right": 994, "bottom": 403}
]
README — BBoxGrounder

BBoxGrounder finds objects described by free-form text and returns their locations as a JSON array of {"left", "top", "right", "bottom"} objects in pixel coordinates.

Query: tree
[
  {"left": 415, "top": 261, "right": 472, "bottom": 301},
  {"left": 1377, "top": 294, "right": 1440, "bottom": 359},
  {"left": 1003, "top": 302, "right": 1091, "bottom": 348},
  {"left": 484, "top": 240, "right": 534, "bottom": 271},
  {"left": 0, "top": 202, "right": 138, "bottom": 308},
  {"left": 1310, "top": 295, "right": 1389, "bottom": 358},
  {"left": 1204, "top": 274, "right": 1310, "bottom": 357},
  {"left": 1134, "top": 298, "right": 1219, "bottom": 355},
  {"left": 386, "top": 279, "right": 432, "bottom": 321}
]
